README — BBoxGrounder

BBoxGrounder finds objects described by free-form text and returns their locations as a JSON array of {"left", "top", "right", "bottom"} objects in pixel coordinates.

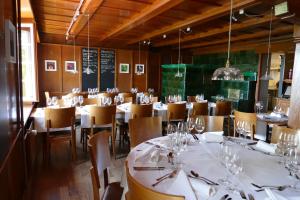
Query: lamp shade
[{"left": 211, "top": 59, "right": 244, "bottom": 80}]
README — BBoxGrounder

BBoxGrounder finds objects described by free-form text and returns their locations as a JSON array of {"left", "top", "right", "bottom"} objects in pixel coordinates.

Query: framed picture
[
  {"left": 45, "top": 60, "right": 57, "bottom": 71},
  {"left": 119, "top": 63, "right": 129, "bottom": 73},
  {"left": 65, "top": 61, "right": 76, "bottom": 72},
  {"left": 5, "top": 20, "right": 16, "bottom": 63},
  {"left": 135, "top": 64, "right": 144, "bottom": 74}
]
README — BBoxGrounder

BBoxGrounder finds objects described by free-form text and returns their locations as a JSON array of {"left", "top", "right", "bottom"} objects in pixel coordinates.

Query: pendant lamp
[
  {"left": 211, "top": 0, "right": 243, "bottom": 80},
  {"left": 175, "top": 29, "right": 183, "bottom": 78}
]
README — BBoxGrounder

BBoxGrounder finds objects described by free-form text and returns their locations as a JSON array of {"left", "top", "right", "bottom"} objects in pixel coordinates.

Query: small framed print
[
  {"left": 135, "top": 64, "right": 144, "bottom": 74},
  {"left": 45, "top": 60, "right": 57, "bottom": 71},
  {"left": 65, "top": 61, "right": 76, "bottom": 72},
  {"left": 5, "top": 20, "right": 16, "bottom": 63},
  {"left": 119, "top": 63, "right": 129, "bottom": 73}
]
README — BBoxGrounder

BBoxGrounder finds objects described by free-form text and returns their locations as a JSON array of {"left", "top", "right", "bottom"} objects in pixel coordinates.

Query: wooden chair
[
  {"left": 131, "top": 104, "right": 153, "bottom": 119},
  {"left": 82, "top": 98, "right": 99, "bottom": 106},
  {"left": 88, "top": 131, "right": 123, "bottom": 200},
  {"left": 125, "top": 161, "right": 184, "bottom": 200},
  {"left": 98, "top": 92, "right": 116, "bottom": 99},
  {"left": 234, "top": 110, "right": 257, "bottom": 139},
  {"left": 271, "top": 125, "right": 299, "bottom": 144},
  {"left": 192, "top": 102, "right": 208, "bottom": 117},
  {"left": 129, "top": 116, "right": 162, "bottom": 148},
  {"left": 119, "top": 92, "right": 135, "bottom": 103},
  {"left": 86, "top": 105, "right": 117, "bottom": 157},
  {"left": 187, "top": 96, "right": 196, "bottom": 103},
  {"left": 67, "top": 92, "right": 88, "bottom": 98},
  {"left": 167, "top": 103, "right": 186, "bottom": 122},
  {"left": 151, "top": 96, "right": 158, "bottom": 103},
  {"left": 215, "top": 101, "right": 232, "bottom": 135},
  {"left": 201, "top": 115, "right": 224, "bottom": 132},
  {"left": 45, "top": 91, "right": 50, "bottom": 100},
  {"left": 44, "top": 107, "right": 76, "bottom": 164}
]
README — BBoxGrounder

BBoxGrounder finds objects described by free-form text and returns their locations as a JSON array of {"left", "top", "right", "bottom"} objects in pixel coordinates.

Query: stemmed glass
[
  {"left": 51, "top": 96, "right": 58, "bottom": 106},
  {"left": 187, "top": 117, "right": 195, "bottom": 135},
  {"left": 47, "top": 98, "right": 52, "bottom": 107},
  {"left": 107, "top": 97, "right": 112, "bottom": 105},
  {"left": 119, "top": 95, "right": 124, "bottom": 104},
  {"left": 195, "top": 116, "right": 205, "bottom": 134},
  {"left": 277, "top": 132, "right": 288, "bottom": 164},
  {"left": 78, "top": 95, "right": 84, "bottom": 107},
  {"left": 255, "top": 101, "right": 263, "bottom": 114},
  {"left": 287, "top": 149, "right": 300, "bottom": 188}
]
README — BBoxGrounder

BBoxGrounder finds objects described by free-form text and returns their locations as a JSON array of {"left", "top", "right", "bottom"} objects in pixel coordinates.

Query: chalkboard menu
[
  {"left": 100, "top": 49, "right": 115, "bottom": 91},
  {"left": 82, "top": 48, "right": 98, "bottom": 91}
]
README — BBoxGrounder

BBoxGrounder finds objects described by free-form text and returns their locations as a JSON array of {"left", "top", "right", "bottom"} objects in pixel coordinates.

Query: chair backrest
[
  {"left": 131, "top": 104, "right": 153, "bottom": 119},
  {"left": 88, "top": 105, "right": 116, "bottom": 126},
  {"left": 45, "top": 107, "right": 75, "bottom": 128},
  {"left": 167, "top": 103, "right": 186, "bottom": 122},
  {"left": 45, "top": 91, "right": 50, "bottom": 100},
  {"left": 82, "top": 98, "right": 99, "bottom": 106},
  {"left": 187, "top": 96, "right": 196, "bottom": 103},
  {"left": 67, "top": 92, "right": 88, "bottom": 98},
  {"left": 98, "top": 92, "right": 116, "bottom": 99},
  {"left": 88, "top": 131, "right": 111, "bottom": 192},
  {"left": 192, "top": 102, "right": 208, "bottom": 116},
  {"left": 129, "top": 117, "right": 162, "bottom": 148},
  {"left": 234, "top": 110, "right": 257, "bottom": 139},
  {"left": 125, "top": 162, "right": 185, "bottom": 200},
  {"left": 151, "top": 96, "right": 158, "bottom": 103},
  {"left": 271, "top": 125, "right": 299, "bottom": 144},
  {"left": 201, "top": 115, "right": 224, "bottom": 132},
  {"left": 215, "top": 101, "right": 231, "bottom": 116}
]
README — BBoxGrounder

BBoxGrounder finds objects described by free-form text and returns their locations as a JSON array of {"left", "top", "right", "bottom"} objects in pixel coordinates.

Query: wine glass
[
  {"left": 195, "top": 116, "right": 205, "bottom": 134},
  {"left": 78, "top": 95, "right": 84, "bottom": 107},
  {"left": 119, "top": 95, "right": 124, "bottom": 104},
  {"left": 46, "top": 98, "right": 52, "bottom": 107},
  {"left": 277, "top": 132, "right": 288, "bottom": 164},
  {"left": 187, "top": 117, "right": 195, "bottom": 134},
  {"left": 107, "top": 97, "right": 112, "bottom": 105},
  {"left": 255, "top": 101, "right": 263, "bottom": 114},
  {"left": 51, "top": 96, "right": 58, "bottom": 106}
]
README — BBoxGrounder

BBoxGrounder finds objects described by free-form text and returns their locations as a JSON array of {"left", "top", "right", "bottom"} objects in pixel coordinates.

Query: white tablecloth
[{"left": 125, "top": 136, "right": 300, "bottom": 200}]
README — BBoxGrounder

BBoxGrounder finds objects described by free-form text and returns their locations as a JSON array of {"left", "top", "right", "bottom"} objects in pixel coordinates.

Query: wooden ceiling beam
[
  {"left": 69, "top": 0, "right": 105, "bottom": 36},
  {"left": 127, "top": 0, "right": 262, "bottom": 45},
  {"left": 98, "top": 0, "right": 184, "bottom": 42},
  {"left": 181, "top": 26, "right": 293, "bottom": 49},
  {"left": 154, "top": 13, "right": 278, "bottom": 47},
  {"left": 189, "top": 0, "right": 222, "bottom": 7}
]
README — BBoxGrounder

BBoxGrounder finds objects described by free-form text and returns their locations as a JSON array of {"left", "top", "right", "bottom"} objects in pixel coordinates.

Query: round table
[{"left": 126, "top": 136, "right": 300, "bottom": 200}]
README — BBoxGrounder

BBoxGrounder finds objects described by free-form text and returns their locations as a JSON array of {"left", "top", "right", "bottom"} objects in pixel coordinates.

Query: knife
[{"left": 133, "top": 166, "right": 165, "bottom": 171}]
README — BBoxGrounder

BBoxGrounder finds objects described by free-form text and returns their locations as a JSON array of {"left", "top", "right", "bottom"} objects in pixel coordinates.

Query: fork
[{"left": 152, "top": 170, "right": 177, "bottom": 187}]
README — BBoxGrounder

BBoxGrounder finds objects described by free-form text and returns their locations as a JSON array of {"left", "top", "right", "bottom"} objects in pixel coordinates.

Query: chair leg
[{"left": 72, "top": 132, "right": 77, "bottom": 161}]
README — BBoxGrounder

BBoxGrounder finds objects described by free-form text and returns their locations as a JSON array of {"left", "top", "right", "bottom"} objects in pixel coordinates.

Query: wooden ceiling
[{"left": 30, "top": 0, "right": 295, "bottom": 52}]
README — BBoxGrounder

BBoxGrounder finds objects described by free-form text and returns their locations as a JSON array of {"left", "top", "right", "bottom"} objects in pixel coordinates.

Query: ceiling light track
[{"left": 66, "top": 0, "right": 85, "bottom": 40}]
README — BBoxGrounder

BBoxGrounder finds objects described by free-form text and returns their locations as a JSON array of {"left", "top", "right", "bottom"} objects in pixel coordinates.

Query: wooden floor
[{"left": 27, "top": 129, "right": 128, "bottom": 200}]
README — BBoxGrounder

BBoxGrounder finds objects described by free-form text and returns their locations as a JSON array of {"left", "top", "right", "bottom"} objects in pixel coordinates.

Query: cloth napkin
[
  {"left": 166, "top": 170, "right": 197, "bottom": 200},
  {"left": 202, "top": 131, "right": 224, "bottom": 143},
  {"left": 265, "top": 188, "right": 289, "bottom": 200},
  {"left": 270, "top": 112, "right": 282, "bottom": 118},
  {"left": 256, "top": 141, "right": 276, "bottom": 154},
  {"left": 135, "top": 145, "right": 155, "bottom": 162},
  {"left": 188, "top": 177, "right": 217, "bottom": 198}
]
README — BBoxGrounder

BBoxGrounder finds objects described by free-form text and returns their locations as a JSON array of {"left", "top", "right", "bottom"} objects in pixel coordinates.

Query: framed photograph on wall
[
  {"left": 65, "top": 61, "right": 76, "bottom": 72},
  {"left": 5, "top": 20, "right": 16, "bottom": 63},
  {"left": 45, "top": 60, "right": 57, "bottom": 71},
  {"left": 119, "top": 63, "right": 129, "bottom": 73},
  {"left": 135, "top": 64, "right": 144, "bottom": 74}
]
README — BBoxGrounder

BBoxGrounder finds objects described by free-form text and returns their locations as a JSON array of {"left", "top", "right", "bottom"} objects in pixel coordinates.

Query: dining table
[
  {"left": 30, "top": 101, "right": 216, "bottom": 133},
  {"left": 123, "top": 134, "right": 300, "bottom": 200}
]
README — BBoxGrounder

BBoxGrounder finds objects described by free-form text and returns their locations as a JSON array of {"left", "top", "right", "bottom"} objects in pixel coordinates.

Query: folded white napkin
[
  {"left": 270, "top": 112, "right": 282, "bottom": 118},
  {"left": 150, "top": 149, "right": 161, "bottom": 163},
  {"left": 202, "top": 131, "right": 224, "bottom": 143},
  {"left": 265, "top": 188, "right": 288, "bottom": 200},
  {"left": 189, "top": 177, "right": 217, "bottom": 198},
  {"left": 166, "top": 170, "right": 197, "bottom": 200},
  {"left": 135, "top": 145, "right": 155, "bottom": 162},
  {"left": 256, "top": 141, "right": 276, "bottom": 154}
]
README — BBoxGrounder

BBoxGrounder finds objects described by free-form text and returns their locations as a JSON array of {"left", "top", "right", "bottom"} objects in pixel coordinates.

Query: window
[{"left": 21, "top": 23, "right": 37, "bottom": 101}]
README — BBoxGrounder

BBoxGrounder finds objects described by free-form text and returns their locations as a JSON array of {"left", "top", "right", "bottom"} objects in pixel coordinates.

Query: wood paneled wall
[
  {"left": 0, "top": 0, "right": 27, "bottom": 199},
  {"left": 38, "top": 44, "right": 159, "bottom": 101}
]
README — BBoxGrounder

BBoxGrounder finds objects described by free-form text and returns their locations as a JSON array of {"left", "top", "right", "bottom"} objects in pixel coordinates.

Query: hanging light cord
[
  {"left": 178, "top": 29, "right": 181, "bottom": 65},
  {"left": 266, "top": 8, "right": 273, "bottom": 70},
  {"left": 227, "top": 0, "right": 233, "bottom": 64},
  {"left": 139, "top": 41, "right": 141, "bottom": 65},
  {"left": 87, "top": 13, "right": 90, "bottom": 71},
  {"left": 73, "top": 35, "right": 76, "bottom": 62}
]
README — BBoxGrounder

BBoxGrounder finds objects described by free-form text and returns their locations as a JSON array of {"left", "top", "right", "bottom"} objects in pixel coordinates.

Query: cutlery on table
[
  {"left": 156, "top": 169, "right": 177, "bottom": 181},
  {"left": 152, "top": 170, "right": 177, "bottom": 187},
  {"left": 133, "top": 166, "right": 165, "bottom": 171},
  {"left": 219, "top": 194, "right": 229, "bottom": 200},
  {"left": 239, "top": 190, "right": 247, "bottom": 199},
  {"left": 248, "top": 193, "right": 255, "bottom": 200},
  {"left": 190, "top": 170, "right": 219, "bottom": 185}
]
